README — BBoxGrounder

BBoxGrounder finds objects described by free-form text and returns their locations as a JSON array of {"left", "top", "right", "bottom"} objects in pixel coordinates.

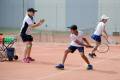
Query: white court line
[{"left": 37, "top": 54, "right": 120, "bottom": 80}]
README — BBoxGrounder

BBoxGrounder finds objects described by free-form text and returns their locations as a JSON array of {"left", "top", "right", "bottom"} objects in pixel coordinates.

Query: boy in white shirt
[
  {"left": 89, "top": 15, "right": 109, "bottom": 58},
  {"left": 56, "top": 25, "right": 93, "bottom": 70}
]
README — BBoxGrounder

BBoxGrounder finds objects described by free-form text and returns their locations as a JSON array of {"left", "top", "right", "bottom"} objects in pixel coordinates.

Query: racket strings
[{"left": 97, "top": 43, "right": 109, "bottom": 53}]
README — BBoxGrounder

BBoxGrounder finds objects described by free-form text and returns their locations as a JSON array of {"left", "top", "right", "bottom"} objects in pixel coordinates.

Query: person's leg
[
  {"left": 23, "top": 42, "right": 31, "bottom": 63},
  {"left": 91, "top": 41, "right": 101, "bottom": 53},
  {"left": 89, "top": 35, "right": 101, "bottom": 58},
  {"left": 21, "top": 35, "right": 28, "bottom": 58},
  {"left": 26, "top": 42, "right": 35, "bottom": 61},
  {"left": 78, "top": 47, "right": 93, "bottom": 70},
  {"left": 27, "top": 42, "right": 32, "bottom": 57},
  {"left": 78, "top": 47, "right": 90, "bottom": 64},
  {"left": 62, "top": 49, "right": 71, "bottom": 65},
  {"left": 24, "top": 43, "right": 28, "bottom": 58},
  {"left": 81, "top": 53, "right": 90, "bottom": 64},
  {"left": 89, "top": 41, "right": 101, "bottom": 58},
  {"left": 25, "top": 35, "right": 35, "bottom": 61},
  {"left": 56, "top": 46, "right": 76, "bottom": 69},
  {"left": 80, "top": 53, "right": 93, "bottom": 70},
  {"left": 56, "top": 49, "right": 70, "bottom": 69}
]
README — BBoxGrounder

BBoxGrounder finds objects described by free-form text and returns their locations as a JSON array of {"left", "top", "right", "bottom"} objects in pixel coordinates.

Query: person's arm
[
  {"left": 75, "top": 39, "right": 90, "bottom": 47},
  {"left": 30, "top": 19, "right": 45, "bottom": 28},
  {"left": 70, "top": 35, "right": 85, "bottom": 46},
  {"left": 103, "top": 26, "right": 108, "bottom": 39},
  {"left": 82, "top": 38, "right": 92, "bottom": 47}
]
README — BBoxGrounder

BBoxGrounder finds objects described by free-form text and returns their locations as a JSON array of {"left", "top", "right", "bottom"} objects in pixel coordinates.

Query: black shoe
[
  {"left": 87, "top": 64, "right": 93, "bottom": 70},
  {"left": 89, "top": 53, "right": 96, "bottom": 58},
  {"left": 56, "top": 64, "right": 64, "bottom": 70},
  {"left": 92, "top": 53, "right": 96, "bottom": 57},
  {"left": 89, "top": 53, "right": 94, "bottom": 58}
]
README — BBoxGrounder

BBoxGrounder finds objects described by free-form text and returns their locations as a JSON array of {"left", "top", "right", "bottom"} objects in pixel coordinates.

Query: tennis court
[
  {"left": 0, "top": 34, "right": 120, "bottom": 80},
  {"left": 0, "top": 0, "right": 120, "bottom": 80}
]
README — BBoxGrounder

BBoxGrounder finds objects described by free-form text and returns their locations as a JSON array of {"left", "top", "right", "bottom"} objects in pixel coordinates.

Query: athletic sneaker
[
  {"left": 27, "top": 57, "right": 35, "bottom": 61},
  {"left": 89, "top": 53, "right": 96, "bottom": 58},
  {"left": 87, "top": 64, "right": 93, "bottom": 70},
  {"left": 56, "top": 64, "right": 64, "bottom": 70},
  {"left": 93, "top": 53, "right": 96, "bottom": 57},
  {"left": 23, "top": 58, "right": 30, "bottom": 63}
]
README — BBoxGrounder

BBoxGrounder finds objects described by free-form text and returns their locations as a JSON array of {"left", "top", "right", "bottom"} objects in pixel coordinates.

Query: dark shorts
[
  {"left": 91, "top": 34, "right": 101, "bottom": 42},
  {"left": 68, "top": 46, "right": 84, "bottom": 53},
  {"left": 20, "top": 34, "right": 33, "bottom": 42}
]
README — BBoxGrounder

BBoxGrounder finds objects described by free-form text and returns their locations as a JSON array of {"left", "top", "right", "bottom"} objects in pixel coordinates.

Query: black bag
[{"left": 6, "top": 48, "right": 15, "bottom": 61}]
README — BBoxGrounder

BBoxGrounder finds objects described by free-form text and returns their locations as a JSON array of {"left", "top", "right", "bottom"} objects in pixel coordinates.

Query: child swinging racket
[{"left": 56, "top": 25, "right": 93, "bottom": 70}]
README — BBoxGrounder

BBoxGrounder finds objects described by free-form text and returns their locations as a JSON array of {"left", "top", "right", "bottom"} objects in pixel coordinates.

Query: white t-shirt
[
  {"left": 70, "top": 31, "right": 84, "bottom": 47},
  {"left": 94, "top": 22, "right": 105, "bottom": 36},
  {"left": 20, "top": 15, "right": 35, "bottom": 35}
]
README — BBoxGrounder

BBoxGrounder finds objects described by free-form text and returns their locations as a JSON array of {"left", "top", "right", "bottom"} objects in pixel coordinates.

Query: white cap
[{"left": 100, "top": 14, "right": 109, "bottom": 20}]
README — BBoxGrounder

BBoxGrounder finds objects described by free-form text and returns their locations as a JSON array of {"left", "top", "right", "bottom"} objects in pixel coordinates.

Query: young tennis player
[
  {"left": 89, "top": 15, "right": 109, "bottom": 58},
  {"left": 20, "top": 8, "right": 44, "bottom": 63},
  {"left": 56, "top": 25, "right": 93, "bottom": 70}
]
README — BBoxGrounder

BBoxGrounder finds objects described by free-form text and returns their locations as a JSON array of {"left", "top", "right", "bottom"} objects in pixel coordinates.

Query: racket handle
[
  {"left": 106, "top": 40, "right": 110, "bottom": 44},
  {"left": 79, "top": 43, "right": 94, "bottom": 48},
  {"left": 86, "top": 45, "right": 94, "bottom": 48},
  {"left": 103, "top": 36, "right": 110, "bottom": 44}
]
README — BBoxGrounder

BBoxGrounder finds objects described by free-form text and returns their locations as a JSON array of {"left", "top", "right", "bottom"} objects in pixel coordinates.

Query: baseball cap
[
  {"left": 67, "top": 25, "right": 77, "bottom": 30},
  {"left": 27, "top": 8, "right": 37, "bottom": 13}
]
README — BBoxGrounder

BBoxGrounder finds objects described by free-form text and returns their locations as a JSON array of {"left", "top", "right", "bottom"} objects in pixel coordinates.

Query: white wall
[
  {"left": 0, "top": 0, "right": 23, "bottom": 28},
  {"left": 66, "top": 0, "right": 98, "bottom": 34},
  {"left": 99, "top": 0, "right": 120, "bottom": 35},
  {"left": 34, "top": 0, "right": 66, "bottom": 31},
  {"left": 0, "top": 0, "right": 34, "bottom": 28},
  {"left": 0, "top": 0, "right": 120, "bottom": 34}
]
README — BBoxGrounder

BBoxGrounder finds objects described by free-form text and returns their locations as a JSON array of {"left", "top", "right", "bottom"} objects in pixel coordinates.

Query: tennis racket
[
  {"left": 97, "top": 43, "right": 109, "bottom": 53},
  {"left": 96, "top": 36, "right": 110, "bottom": 53}
]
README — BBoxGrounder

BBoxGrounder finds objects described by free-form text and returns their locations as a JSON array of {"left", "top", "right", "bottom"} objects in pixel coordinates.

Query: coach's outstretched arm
[{"left": 30, "top": 19, "right": 45, "bottom": 28}]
